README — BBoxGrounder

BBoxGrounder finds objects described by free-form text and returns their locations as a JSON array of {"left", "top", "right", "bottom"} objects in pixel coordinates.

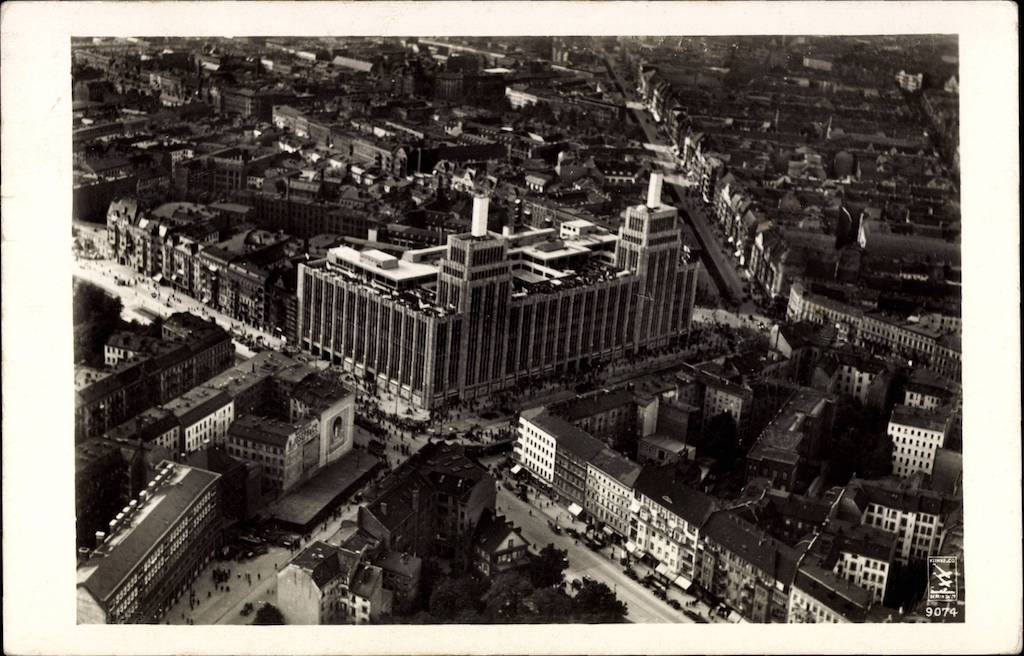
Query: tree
[
  {"left": 252, "top": 603, "right": 285, "bottom": 625},
  {"left": 483, "top": 572, "right": 534, "bottom": 622},
  {"left": 571, "top": 580, "right": 628, "bottom": 623},
  {"left": 529, "top": 544, "right": 569, "bottom": 589},
  {"left": 73, "top": 278, "right": 125, "bottom": 365},
  {"left": 526, "top": 586, "right": 574, "bottom": 622},
  {"left": 428, "top": 575, "right": 485, "bottom": 621}
]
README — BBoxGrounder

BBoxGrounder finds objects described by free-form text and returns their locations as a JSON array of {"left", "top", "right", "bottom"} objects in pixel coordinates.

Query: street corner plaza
[{"left": 72, "top": 34, "right": 963, "bottom": 626}]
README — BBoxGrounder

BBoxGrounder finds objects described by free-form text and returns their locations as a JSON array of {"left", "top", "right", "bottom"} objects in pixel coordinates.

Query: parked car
[
  {"left": 240, "top": 603, "right": 254, "bottom": 617},
  {"left": 667, "top": 599, "right": 682, "bottom": 610}
]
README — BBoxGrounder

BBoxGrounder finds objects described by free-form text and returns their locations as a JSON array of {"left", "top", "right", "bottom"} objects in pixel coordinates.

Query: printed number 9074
[{"left": 926, "top": 606, "right": 959, "bottom": 618}]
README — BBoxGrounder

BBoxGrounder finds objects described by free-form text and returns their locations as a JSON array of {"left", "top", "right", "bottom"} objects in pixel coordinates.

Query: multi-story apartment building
[
  {"left": 786, "top": 284, "right": 962, "bottom": 381},
  {"left": 75, "top": 314, "right": 233, "bottom": 440},
  {"left": 585, "top": 448, "right": 641, "bottom": 537},
  {"left": 811, "top": 349, "right": 891, "bottom": 407},
  {"left": 630, "top": 466, "right": 718, "bottom": 586},
  {"left": 297, "top": 175, "right": 699, "bottom": 410},
  {"left": 514, "top": 407, "right": 558, "bottom": 485},
  {"left": 277, "top": 541, "right": 388, "bottom": 624},
  {"left": 845, "top": 477, "right": 960, "bottom": 564},
  {"left": 819, "top": 524, "right": 897, "bottom": 604},
  {"left": 77, "top": 462, "right": 221, "bottom": 623},
  {"left": 697, "top": 510, "right": 801, "bottom": 623},
  {"left": 225, "top": 415, "right": 319, "bottom": 496},
  {"left": 675, "top": 363, "right": 754, "bottom": 439},
  {"left": 164, "top": 387, "right": 234, "bottom": 453},
  {"left": 888, "top": 404, "right": 951, "bottom": 478}
]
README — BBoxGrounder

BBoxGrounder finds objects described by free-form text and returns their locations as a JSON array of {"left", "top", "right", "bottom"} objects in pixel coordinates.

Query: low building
[
  {"left": 637, "top": 434, "right": 691, "bottom": 466},
  {"left": 472, "top": 510, "right": 531, "bottom": 578},
  {"left": 77, "top": 462, "right": 222, "bottom": 623},
  {"left": 378, "top": 551, "right": 423, "bottom": 607},
  {"left": 277, "top": 541, "right": 389, "bottom": 625}
]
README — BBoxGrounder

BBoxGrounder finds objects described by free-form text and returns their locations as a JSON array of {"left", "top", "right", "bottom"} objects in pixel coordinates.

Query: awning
[
  {"left": 673, "top": 576, "right": 692, "bottom": 591},
  {"left": 602, "top": 525, "right": 615, "bottom": 537},
  {"left": 629, "top": 500, "right": 642, "bottom": 513},
  {"left": 728, "top": 611, "right": 744, "bottom": 623},
  {"left": 655, "top": 563, "right": 672, "bottom": 577},
  {"left": 625, "top": 541, "right": 637, "bottom": 554},
  {"left": 567, "top": 503, "right": 583, "bottom": 517},
  {"left": 152, "top": 273, "right": 163, "bottom": 282},
  {"left": 510, "top": 464, "right": 523, "bottom": 475}
]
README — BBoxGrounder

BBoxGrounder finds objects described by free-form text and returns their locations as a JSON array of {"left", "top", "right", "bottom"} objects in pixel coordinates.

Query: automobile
[
  {"left": 684, "top": 609, "right": 709, "bottom": 623},
  {"left": 547, "top": 521, "right": 562, "bottom": 535},
  {"left": 624, "top": 569, "right": 638, "bottom": 581},
  {"left": 654, "top": 589, "right": 668, "bottom": 600},
  {"left": 240, "top": 602, "right": 254, "bottom": 617},
  {"left": 565, "top": 528, "right": 579, "bottom": 539},
  {"left": 667, "top": 599, "right": 682, "bottom": 610}
]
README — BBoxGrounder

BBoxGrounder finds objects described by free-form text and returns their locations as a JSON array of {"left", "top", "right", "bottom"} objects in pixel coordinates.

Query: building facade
[
  {"left": 77, "top": 462, "right": 221, "bottom": 623},
  {"left": 297, "top": 177, "right": 699, "bottom": 410}
]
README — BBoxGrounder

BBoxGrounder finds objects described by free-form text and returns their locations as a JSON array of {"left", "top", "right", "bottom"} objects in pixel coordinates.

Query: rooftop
[
  {"left": 889, "top": 404, "right": 949, "bottom": 432},
  {"left": 77, "top": 462, "right": 220, "bottom": 605}
]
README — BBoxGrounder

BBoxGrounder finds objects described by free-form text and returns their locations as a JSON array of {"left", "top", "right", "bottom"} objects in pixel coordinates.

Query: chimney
[
  {"left": 471, "top": 194, "right": 489, "bottom": 237},
  {"left": 380, "top": 502, "right": 388, "bottom": 516},
  {"left": 646, "top": 172, "right": 664, "bottom": 208}
]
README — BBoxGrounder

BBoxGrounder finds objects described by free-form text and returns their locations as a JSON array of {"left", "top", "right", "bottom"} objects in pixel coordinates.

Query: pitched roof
[
  {"left": 703, "top": 510, "right": 801, "bottom": 586},
  {"left": 634, "top": 465, "right": 718, "bottom": 527},
  {"left": 794, "top": 564, "right": 871, "bottom": 621},
  {"left": 529, "top": 411, "right": 605, "bottom": 462},
  {"left": 288, "top": 541, "right": 362, "bottom": 589}
]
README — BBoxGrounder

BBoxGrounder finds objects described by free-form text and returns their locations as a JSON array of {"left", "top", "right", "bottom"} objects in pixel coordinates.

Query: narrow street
[{"left": 495, "top": 485, "right": 688, "bottom": 623}]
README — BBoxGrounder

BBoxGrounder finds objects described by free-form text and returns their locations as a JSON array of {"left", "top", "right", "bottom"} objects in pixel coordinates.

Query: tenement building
[
  {"left": 296, "top": 174, "right": 699, "bottom": 409},
  {"left": 77, "top": 461, "right": 221, "bottom": 623}
]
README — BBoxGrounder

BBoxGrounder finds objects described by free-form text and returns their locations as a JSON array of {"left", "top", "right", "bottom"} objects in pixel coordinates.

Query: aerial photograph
[{"left": 71, "top": 34, "right": 964, "bottom": 626}]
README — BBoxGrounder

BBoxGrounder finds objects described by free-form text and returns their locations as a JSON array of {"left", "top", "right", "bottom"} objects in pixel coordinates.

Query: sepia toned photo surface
[
  {"left": 2, "top": 2, "right": 1020, "bottom": 655},
  {"left": 71, "top": 33, "right": 965, "bottom": 627}
]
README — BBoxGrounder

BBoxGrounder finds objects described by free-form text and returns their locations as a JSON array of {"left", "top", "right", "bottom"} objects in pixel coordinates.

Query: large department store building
[{"left": 296, "top": 175, "right": 700, "bottom": 409}]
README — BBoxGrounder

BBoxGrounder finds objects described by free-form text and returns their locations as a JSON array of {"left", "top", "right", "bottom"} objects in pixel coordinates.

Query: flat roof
[
  {"left": 328, "top": 245, "right": 438, "bottom": 282},
  {"left": 78, "top": 463, "right": 220, "bottom": 604}
]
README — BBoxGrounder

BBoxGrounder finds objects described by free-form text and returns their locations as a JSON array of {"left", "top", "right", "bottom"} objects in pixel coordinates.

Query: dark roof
[
  {"left": 889, "top": 404, "right": 949, "bottom": 432},
  {"left": 634, "top": 465, "right": 718, "bottom": 527},
  {"left": 767, "top": 491, "right": 832, "bottom": 525},
  {"left": 552, "top": 389, "right": 635, "bottom": 421},
  {"left": 168, "top": 389, "right": 232, "bottom": 427},
  {"left": 590, "top": 448, "right": 641, "bottom": 487},
  {"left": 227, "top": 414, "right": 305, "bottom": 448},
  {"left": 288, "top": 541, "right": 362, "bottom": 589},
  {"left": 474, "top": 509, "right": 525, "bottom": 554},
  {"left": 529, "top": 412, "right": 604, "bottom": 462},
  {"left": 794, "top": 564, "right": 871, "bottom": 621},
  {"left": 703, "top": 510, "right": 801, "bottom": 586},
  {"left": 847, "top": 477, "right": 960, "bottom": 518},
  {"left": 78, "top": 463, "right": 220, "bottom": 605},
  {"left": 290, "top": 372, "right": 352, "bottom": 412}
]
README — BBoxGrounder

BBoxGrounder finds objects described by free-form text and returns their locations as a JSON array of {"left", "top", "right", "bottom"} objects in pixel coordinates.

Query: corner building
[{"left": 296, "top": 175, "right": 699, "bottom": 409}]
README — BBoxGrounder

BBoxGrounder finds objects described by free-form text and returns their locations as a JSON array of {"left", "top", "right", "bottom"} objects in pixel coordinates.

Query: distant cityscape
[{"left": 72, "top": 34, "right": 962, "bottom": 626}]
